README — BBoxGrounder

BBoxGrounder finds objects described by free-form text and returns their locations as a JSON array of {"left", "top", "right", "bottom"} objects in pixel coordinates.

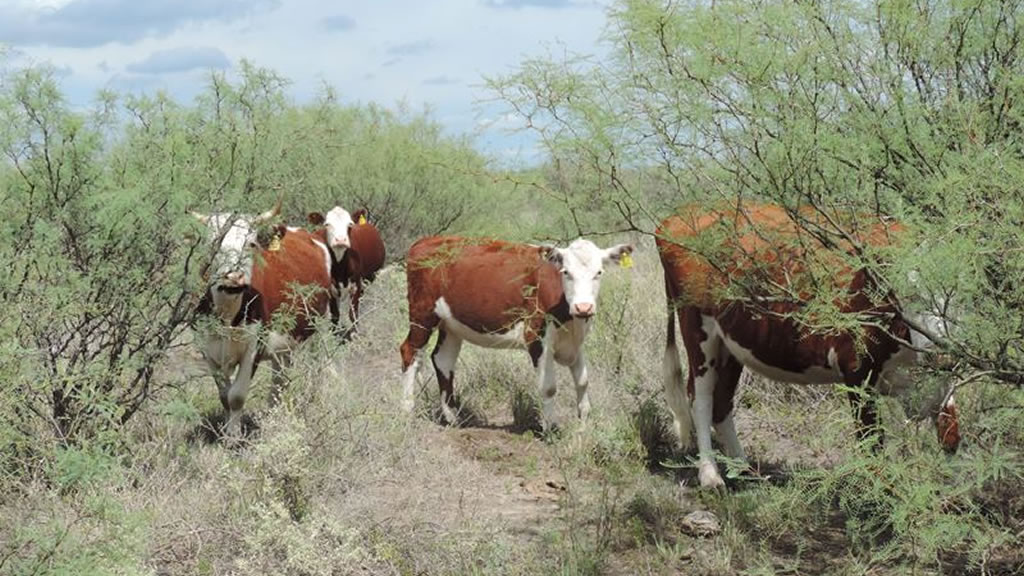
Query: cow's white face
[
  {"left": 547, "top": 239, "right": 634, "bottom": 318},
  {"left": 323, "top": 206, "right": 355, "bottom": 260},
  {"left": 896, "top": 269, "right": 961, "bottom": 453},
  {"left": 206, "top": 214, "right": 259, "bottom": 289},
  {"left": 192, "top": 203, "right": 279, "bottom": 291},
  {"left": 904, "top": 270, "right": 957, "bottom": 352}
]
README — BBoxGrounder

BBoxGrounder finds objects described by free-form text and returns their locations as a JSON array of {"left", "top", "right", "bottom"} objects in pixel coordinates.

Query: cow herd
[{"left": 190, "top": 200, "right": 961, "bottom": 489}]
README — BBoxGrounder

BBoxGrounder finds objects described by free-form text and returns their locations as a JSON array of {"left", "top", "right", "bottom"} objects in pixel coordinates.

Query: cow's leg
[
  {"left": 328, "top": 286, "right": 341, "bottom": 330},
  {"left": 225, "top": 341, "right": 259, "bottom": 441},
  {"left": 216, "top": 377, "right": 230, "bottom": 413},
  {"left": 338, "top": 283, "right": 360, "bottom": 342},
  {"left": 400, "top": 315, "right": 438, "bottom": 414},
  {"left": 662, "top": 295, "right": 693, "bottom": 451},
  {"left": 530, "top": 328, "right": 558, "bottom": 431},
  {"left": 682, "top": 311, "right": 724, "bottom": 489},
  {"left": 200, "top": 349, "right": 232, "bottom": 413},
  {"left": 431, "top": 328, "right": 463, "bottom": 425},
  {"left": 846, "top": 370, "right": 882, "bottom": 449},
  {"left": 207, "top": 362, "right": 231, "bottom": 413},
  {"left": 334, "top": 282, "right": 353, "bottom": 338},
  {"left": 569, "top": 352, "right": 591, "bottom": 422},
  {"left": 712, "top": 353, "right": 747, "bottom": 465},
  {"left": 348, "top": 282, "right": 361, "bottom": 325},
  {"left": 268, "top": 351, "right": 291, "bottom": 407}
]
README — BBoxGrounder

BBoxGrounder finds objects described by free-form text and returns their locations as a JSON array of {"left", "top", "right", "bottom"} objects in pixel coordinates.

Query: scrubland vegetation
[{"left": 2, "top": 1, "right": 1023, "bottom": 574}]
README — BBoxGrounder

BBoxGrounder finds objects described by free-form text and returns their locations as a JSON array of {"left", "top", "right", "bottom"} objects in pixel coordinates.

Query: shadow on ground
[{"left": 186, "top": 410, "right": 261, "bottom": 446}]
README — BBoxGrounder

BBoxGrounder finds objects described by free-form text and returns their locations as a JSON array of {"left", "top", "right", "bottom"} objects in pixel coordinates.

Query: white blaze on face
[
  {"left": 323, "top": 206, "right": 355, "bottom": 260},
  {"left": 905, "top": 269, "right": 954, "bottom": 352},
  {"left": 206, "top": 213, "right": 259, "bottom": 287},
  {"left": 193, "top": 202, "right": 279, "bottom": 288},
  {"left": 548, "top": 239, "right": 634, "bottom": 318}
]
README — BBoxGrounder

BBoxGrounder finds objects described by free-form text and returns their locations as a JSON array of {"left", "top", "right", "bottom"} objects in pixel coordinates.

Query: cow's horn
[{"left": 254, "top": 198, "right": 282, "bottom": 224}]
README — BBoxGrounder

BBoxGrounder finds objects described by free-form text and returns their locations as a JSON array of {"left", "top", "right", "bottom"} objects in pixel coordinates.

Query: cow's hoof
[
  {"left": 540, "top": 423, "right": 563, "bottom": 443},
  {"left": 440, "top": 404, "right": 459, "bottom": 427},
  {"left": 698, "top": 462, "right": 726, "bottom": 490}
]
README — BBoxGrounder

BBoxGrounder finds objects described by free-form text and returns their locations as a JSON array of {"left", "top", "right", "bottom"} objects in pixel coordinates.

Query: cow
[
  {"left": 191, "top": 203, "right": 334, "bottom": 439},
  {"left": 399, "top": 236, "right": 634, "bottom": 429},
  {"left": 307, "top": 206, "right": 386, "bottom": 338},
  {"left": 656, "top": 202, "right": 960, "bottom": 489}
]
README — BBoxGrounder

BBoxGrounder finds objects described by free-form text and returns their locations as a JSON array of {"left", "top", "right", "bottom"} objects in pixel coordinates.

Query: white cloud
[
  {"left": 126, "top": 46, "right": 230, "bottom": 75},
  {"left": 0, "top": 0, "right": 613, "bottom": 163},
  {"left": 0, "top": 0, "right": 278, "bottom": 48}
]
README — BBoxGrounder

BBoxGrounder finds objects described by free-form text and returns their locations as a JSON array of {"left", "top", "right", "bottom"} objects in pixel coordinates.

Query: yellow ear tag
[
  {"left": 358, "top": 214, "right": 367, "bottom": 225},
  {"left": 619, "top": 252, "right": 634, "bottom": 269},
  {"left": 268, "top": 235, "right": 281, "bottom": 252}
]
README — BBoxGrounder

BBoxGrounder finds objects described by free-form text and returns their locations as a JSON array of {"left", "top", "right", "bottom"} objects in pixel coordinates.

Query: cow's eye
[
  {"left": 594, "top": 270, "right": 603, "bottom": 279},
  {"left": 561, "top": 269, "right": 570, "bottom": 276}
]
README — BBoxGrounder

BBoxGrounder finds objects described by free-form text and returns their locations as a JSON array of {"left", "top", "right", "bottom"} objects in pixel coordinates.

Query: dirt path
[{"left": 443, "top": 426, "right": 567, "bottom": 531}]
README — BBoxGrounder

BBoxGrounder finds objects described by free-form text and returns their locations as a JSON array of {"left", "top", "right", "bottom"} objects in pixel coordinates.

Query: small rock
[{"left": 681, "top": 510, "right": 721, "bottom": 537}]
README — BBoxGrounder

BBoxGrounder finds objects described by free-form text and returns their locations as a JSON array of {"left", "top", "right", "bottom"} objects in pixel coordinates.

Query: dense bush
[
  {"left": 489, "top": 0, "right": 1024, "bottom": 570},
  {"left": 490, "top": 0, "right": 1024, "bottom": 380},
  {"left": 0, "top": 60, "right": 504, "bottom": 460},
  {"left": 2, "top": 2, "right": 1023, "bottom": 573}
]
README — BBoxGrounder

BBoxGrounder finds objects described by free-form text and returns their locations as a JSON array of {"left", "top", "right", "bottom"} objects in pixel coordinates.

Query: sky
[{"left": 0, "top": 0, "right": 613, "bottom": 165}]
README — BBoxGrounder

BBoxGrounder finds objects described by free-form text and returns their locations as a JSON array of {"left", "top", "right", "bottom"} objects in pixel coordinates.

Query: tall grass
[{"left": 1, "top": 238, "right": 1021, "bottom": 575}]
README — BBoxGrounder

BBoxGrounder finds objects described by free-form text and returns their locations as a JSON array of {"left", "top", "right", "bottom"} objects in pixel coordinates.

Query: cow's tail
[{"left": 662, "top": 274, "right": 694, "bottom": 452}]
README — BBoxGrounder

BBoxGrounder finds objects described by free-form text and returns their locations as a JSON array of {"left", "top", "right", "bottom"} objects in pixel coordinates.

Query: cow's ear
[
  {"left": 352, "top": 209, "right": 368, "bottom": 225},
  {"left": 307, "top": 212, "right": 325, "bottom": 226},
  {"left": 603, "top": 244, "right": 635, "bottom": 265},
  {"left": 255, "top": 225, "right": 288, "bottom": 250},
  {"left": 541, "top": 245, "right": 564, "bottom": 267}
]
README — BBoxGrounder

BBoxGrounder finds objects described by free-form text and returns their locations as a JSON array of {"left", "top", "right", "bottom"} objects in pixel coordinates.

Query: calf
[
  {"left": 656, "top": 202, "right": 960, "bottom": 488},
  {"left": 399, "top": 236, "right": 633, "bottom": 428},
  {"left": 192, "top": 204, "right": 333, "bottom": 439},
  {"left": 308, "top": 207, "right": 386, "bottom": 336}
]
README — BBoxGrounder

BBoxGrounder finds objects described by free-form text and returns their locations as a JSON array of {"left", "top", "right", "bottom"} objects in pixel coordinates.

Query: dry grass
[{"left": 2, "top": 238, "right": 1021, "bottom": 575}]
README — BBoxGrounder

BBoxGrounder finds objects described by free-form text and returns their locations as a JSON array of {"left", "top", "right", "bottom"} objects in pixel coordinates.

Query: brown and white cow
[
  {"left": 656, "top": 202, "right": 960, "bottom": 488},
  {"left": 400, "top": 236, "right": 634, "bottom": 428},
  {"left": 308, "top": 206, "right": 386, "bottom": 336},
  {"left": 192, "top": 204, "right": 334, "bottom": 439}
]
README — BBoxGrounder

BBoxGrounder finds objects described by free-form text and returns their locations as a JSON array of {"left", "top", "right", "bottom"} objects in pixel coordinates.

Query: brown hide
[
  {"left": 657, "top": 201, "right": 960, "bottom": 457},
  {"left": 340, "top": 222, "right": 386, "bottom": 285},
  {"left": 311, "top": 221, "right": 385, "bottom": 286},
  {"left": 312, "top": 221, "right": 386, "bottom": 327},
  {"left": 250, "top": 227, "right": 333, "bottom": 341},
  {"left": 657, "top": 202, "right": 909, "bottom": 384},
  {"left": 401, "top": 236, "right": 569, "bottom": 368}
]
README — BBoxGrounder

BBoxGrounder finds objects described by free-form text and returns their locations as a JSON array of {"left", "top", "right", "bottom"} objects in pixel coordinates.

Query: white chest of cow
[
  {"left": 198, "top": 321, "right": 258, "bottom": 376},
  {"left": 551, "top": 318, "right": 590, "bottom": 366}
]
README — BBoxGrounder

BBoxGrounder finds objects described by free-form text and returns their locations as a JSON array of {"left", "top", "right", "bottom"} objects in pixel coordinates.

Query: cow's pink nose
[
  {"left": 225, "top": 272, "right": 247, "bottom": 286},
  {"left": 573, "top": 302, "right": 594, "bottom": 317},
  {"left": 332, "top": 238, "right": 350, "bottom": 249}
]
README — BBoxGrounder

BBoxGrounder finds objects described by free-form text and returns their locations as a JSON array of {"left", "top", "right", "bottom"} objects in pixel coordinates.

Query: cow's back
[
  {"left": 406, "top": 236, "right": 564, "bottom": 334},
  {"left": 251, "top": 229, "right": 333, "bottom": 340},
  {"left": 657, "top": 203, "right": 905, "bottom": 308},
  {"left": 349, "top": 223, "right": 386, "bottom": 281},
  {"left": 657, "top": 202, "right": 910, "bottom": 377}
]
